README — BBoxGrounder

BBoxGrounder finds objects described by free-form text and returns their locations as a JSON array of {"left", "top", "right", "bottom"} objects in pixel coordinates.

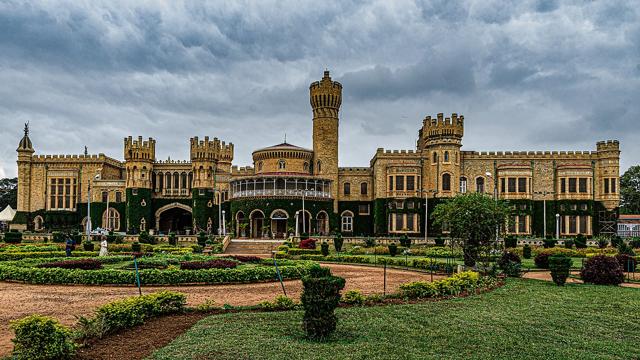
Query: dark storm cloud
[{"left": 0, "top": 0, "right": 639, "bottom": 178}]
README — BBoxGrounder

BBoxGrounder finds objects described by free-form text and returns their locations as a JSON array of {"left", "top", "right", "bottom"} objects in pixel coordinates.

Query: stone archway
[
  {"left": 155, "top": 202, "right": 193, "bottom": 234},
  {"left": 249, "top": 209, "right": 265, "bottom": 238}
]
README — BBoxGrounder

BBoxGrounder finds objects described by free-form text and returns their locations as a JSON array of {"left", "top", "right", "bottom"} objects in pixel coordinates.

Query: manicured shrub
[
  {"left": 399, "top": 271, "right": 493, "bottom": 299},
  {"left": 139, "top": 231, "right": 157, "bottom": 245},
  {"left": 83, "top": 241, "right": 95, "bottom": 251},
  {"left": 549, "top": 254, "right": 572, "bottom": 286},
  {"left": 580, "top": 255, "right": 624, "bottom": 285},
  {"left": 168, "top": 232, "right": 177, "bottom": 246},
  {"left": 196, "top": 231, "right": 207, "bottom": 248},
  {"left": 4, "top": 231, "right": 23, "bottom": 244},
  {"left": 630, "top": 237, "right": 640, "bottom": 249},
  {"left": 131, "top": 242, "right": 142, "bottom": 253},
  {"left": 399, "top": 234, "right": 411, "bottom": 248},
  {"left": 615, "top": 254, "right": 637, "bottom": 272},
  {"left": 299, "top": 239, "right": 317, "bottom": 250},
  {"left": 574, "top": 233, "right": 587, "bottom": 249},
  {"left": 534, "top": 252, "right": 552, "bottom": 269},
  {"left": 259, "top": 295, "right": 298, "bottom": 311},
  {"left": 364, "top": 237, "right": 376, "bottom": 248},
  {"left": 504, "top": 235, "right": 517, "bottom": 249},
  {"left": 38, "top": 259, "right": 103, "bottom": 270},
  {"left": 522, "top": 244, "right": 532, "bottom": 259},
  {"left": 288, "top": 248, "right": 322, "bottom": 256},
  {"left": 191, "top": 244, "right": 203, "bottom": 254},
  {"left": 434, "top": 237, "right": 445, "bottom": 246},
  {"left": 300, "top": 232, "right": 309, "bottom": 240},
  {"left": 225, "top": 255, "right": 262, "bottom": 263},
  {"left": 543, "top": 239, "right": 557, "bottom": 249},
  {"left": 333, "top": 234, "right": 343, "bottom": 252},
  {"left": 10, "top": 314, "right": 76, "bottom": 360},
  {"left": 597, "top": 237, "right": 609, "bottom": 249},
  {"left": 51, "top": 232, "right": 65, "bottom": 243},
  {"left": 388, "top": 242, "right": 398, "bottom": 257},
  {"left": 564, "top": 239, "right": 574, "bottom": 249},
  {"left": 497, "top": 251, "right": 522, "bottom": 277},
  {"left": 180, "top": 259, "right": 238, "bottom": 270},
  {"left": 301, "top": 266, "right": 346, "bottom": 340},
  {"left": 320, "top": 242, "right": 329, "bottom": 257},
  {"left": 341, "top": 290, "right": 366, "bottom": 305},
  {"left": 610, "top": 236, "right": 623, "bottom": 249}
]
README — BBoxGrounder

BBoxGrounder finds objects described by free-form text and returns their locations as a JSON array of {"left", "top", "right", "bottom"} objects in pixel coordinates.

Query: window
[
  {"left": 139, "top": 218, "right": 146, "bottom": 232},
  {"left": 460, "top": 177, "right": 467, "bottom": 193},
  {"left": 444, "top": 151, "right": 449, "bottom": 162},
  {"left": 278, "top": 160, "right": 286, "bottom": 170},
  {"left": 341, "top": 212, "right": 353, "bottom": 232},
  {"left": 317, "top": 161, "right": 322, "bottom": 173},
  {"left": 518, "top": 178, "right": 527, "bottom": 193},
  {"left": 406, "top": 176, "right": 415, "bottom": 191},
  {"left": 611, "top": 178, "right": 616, "bottom": 193},
  {"left": 303, "top": 162, "right": 308, "bottom": 172},
  {"left": 395, "top": 200, "right": 404, "bottom": 209},
  {"left": 388, "top": 177, "right": 394, "bottom": 191},
  {"left": 407, "top": 213, "right": 415, "bottom": 231},
  {"left": 561, "top": 178, "right": 566, "bottom": 193},
  {"left": 580, "top": 203, "right": 588, "bottom": 211},
  {"left": 520, "top": 204, "right": 527, "bottom": 210},
  {"left": 432, "top": 152, "right": 438, "bottom": 163},
  {"left": 508, "top": 216, "right": 517, "bottom": 233},
  {"left": 569, "top": 216, "right": 577, "bottom": 233},
  {"left": 579, "top": 178, "right": 587, "bottom": 193},
  {"left": 360, "top": 182, "right": 368, "bottom": 195},
  {"left": 258, "top": 162, "right": 263, "bottom": 171},
  {"left": 570, "top": 204, "right": 577, "bottom": 211},
  {"left": 501, "top": 178, "right": 506, "bottom": 193},
  {"left": 396, "top": 176, "right": 405, "bottom": 191},
  {"left": 407, "top": 201, "right": 415, "bottom": 209},
  {"left": 199, "top": 189, "right": 205, "bottom": 196},
  {"left": 358, "top": 204, "right": 370, "bottom": 215},
  {"left": 568, "top": 178, "right": 577, "bottom": 193},
  {"left": 507, "top": 178, "right": 516, "bottom": 193},
  {"left": 442, "top": 173, "right": 451, "bottom": 191},
  {"left": 102, "top": 208, "right": 120, "bottom": 231},
  {"left": 518, "top": 217, "right": 527, "bottom": 233},
  {"left": 604, "top": 178, "right": 610, "bottom": 193},
  {"left": 476, "top": 177, "right": 485, "bottom": 193},
  {"left": 115, "top": 191, "right": 122, "bottom": 203},
  {"left": 579, "top": 216, "right": 588, "bottom": 233},
  {"left": 102, "top": 191, "right": 108, "bottom": 203},
  {"left": 48, "top": 177, "right": 77, "bottom": 210},
  {"left": 395, "top": 213, "right": 405, "bottom": 230},
  {"left": 343, "top": 182, "right": 351, "bottom": 196}
]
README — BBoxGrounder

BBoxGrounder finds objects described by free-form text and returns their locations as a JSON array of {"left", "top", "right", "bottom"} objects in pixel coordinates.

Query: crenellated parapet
[
  {"left": 190, "top": 136, "right": 234, "bottom": 163},
  {"left": 418, "top": 113, "right": 464, "bottom": 149},
  {"left": 310, "top": 70, "right": 342, "bottom": 119},
  {"left": 124, "top": 136, "right": 156, "bottom": 161}
]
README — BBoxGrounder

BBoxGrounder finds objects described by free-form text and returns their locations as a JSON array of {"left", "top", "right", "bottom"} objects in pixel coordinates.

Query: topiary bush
[
  {"left": 574, "top": 233, "right": 587, "bottom": 249},
  {"left": 83, "top": 241, "right": 95, "bottom": 251},
  {"left": 299, "top": 239, "right": 317, "bottom": 250},
  {"left": 434, "top": 237, "right": 445, "bottom": 246},
  {"left": 543, "top": 239, "right": 557, "bottom": 249},
  {"left": 364, "top": 237, "right": 376, "bottom": 248},
  {"left": 4, "top": 231, "right": 23, "bottom": 244},
  {"left": 522, "top": 244, "right": 532, "bottom": 259},
  {"left": 564, "top": 239, "right": 574, "bottom": 249},
  {"left": 549, "top": 254, "right": 572, "bottom": 286},
  {"left": 168, "top": 232, "right": 177, "bottom": 246},
  {"left": 51, "top": 232, "right": 65, "bottom": 243},
  {"left": 10, "top": 314, "right": 76, "bottom": 360},
  {"left": 301, "top": 265, "right": 346, "bottom": 340},
  {"left": 580, "top": 255, "right": 624, "bottom": 285},
  {"left": 320, "top": 242, "right": 329, "bottom": 257},
  {"left": 180, "top": 259, "right": 238, "bottom": 270},
  {"left": 504, "top": 235, "right": 517, "bottom": 249},
  {"left": 341, "top": 290, "right": 366, "bottom": 305},
  {"left": 131, "top": 242, "right": 141, "bottom": 253},
  {"left": 399, "top": 234, "right": 411, "bottom": 248},
  {"left": 38, "top": 259, "right": 103, "bottom": 270},
  {"left": 497, "top": 251, "right": 522, "bottom": 277},
  {"left": 333, "top": 234, "right": 343, "bottom": 252},
  {"left": 388, "top": 242, "right": 398, "bottom": 257},
  {"left": 534, "top": 252, "right": 552, "bottom": 269}
]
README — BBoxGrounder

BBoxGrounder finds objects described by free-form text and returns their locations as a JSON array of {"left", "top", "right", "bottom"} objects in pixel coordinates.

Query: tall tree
[
  {"left": 432, "top": 192, "right": 510, "bottom": 267},
  {"left": 620, "top": 166, "right": 640, "bottom": 214},
  {"left": 0, "top": 178, "right": 18, "bottom": 210}
]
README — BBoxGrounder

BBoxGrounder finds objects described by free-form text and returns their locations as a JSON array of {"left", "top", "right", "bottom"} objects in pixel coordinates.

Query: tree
[
  {"left": 0, "top": 178, "right": 17, "bottom": 210},
  {"left": 432, "top": 192, "right": 510, "bottom": 268},
  {"left": 620, "top": 166, "right": 640, "bottom": 214}
]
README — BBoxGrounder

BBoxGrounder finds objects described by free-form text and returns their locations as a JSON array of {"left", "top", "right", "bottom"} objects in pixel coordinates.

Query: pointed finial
[
  {"left": 84, "top": 146, "right": 88, "bottom": 156},
  {"left": 24, "top": 122, "right": 29, "bottom": 137},
  {"left": 284, "top": 133, "right": 287, "bottom": 143}
]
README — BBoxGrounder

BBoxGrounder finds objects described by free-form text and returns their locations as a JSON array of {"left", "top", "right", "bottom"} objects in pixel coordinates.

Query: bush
[
  {"left": 341, "top": 290, "right": 366, "bottom": 305},
  {"left": 534, "top": 252, "right": 552, "bottom": 269},
  {"left": 333, "top": 234, "right": 343, "bottom": 252},
  {"left": 139, "top": 231, "right": 157, "bottom": 245},
  {"left": 38, "top": 259, "right": 103, "bottom": 270},
  {"left": 180, "top": 259, "right": 238, "bottom": 270},
  {"left": 574, "top": 234, "right": 587, "bottom": 249},
  {"left": 388, "top": 242, "right": 398, "bottom": 257},
  {"left": 497, "top": 251, "right": 521, "bottom": 277},
  {"left": 224, "top": 255, "right": 261, "bottom": 263},
  {"left": 364, "top": 237, "right": 376, "bottom": 248},
  {"left": 4, "top": 231, "right": 23, "bottom": 244},
  {"left": 522, "top": 244, "right": 532, "bottom": 259},
  {"left": 611, "top": 236, "right": 623, "bottom": 249},
  {"left": 301, "top": 267, "right": 346, "bottom": 340},
  {"left": 299, "top": 239, "right": 317, "bottom": 250},
  {"left": 168, "top": 232, "right": 177, "bottom": 246},
  {"left": 399, "top": 235, "right": 411, "bottom": 248},
  {"left": 191, "top": 244, "right": 203, "bottom": 254},
  {"left": 259, "top": 295, "right": 298, "bottom": 311},
  {"left": 288, "top": 248, "right": 322, "bottom": 256},
  {"left": 320, "top": 242, "right": 329, "bottom": 257},
  {"left": 196, "top": 231, "right": 207, "bottom": 247},
  {"left": 398, "top": 271, "right": 494, "bottom": 299},
  {"left": 549, "top": 255, "right": 572, "bottom": 286},
  {"left": 615, "top": 254, "right": 637, "bottom": 272},
  {"left": 52, "top": 232, "right": 65, "bottom": 243},
  {"left": 597, "top": 237, "right": 609, "bottom": 249},
  {"left": 543, "top": 239, "right": 557, "bottom": 248},
  {"left": 10, "top": 314, "right": 76, "bottom": 360},
  {"left": 504, "top": 235, "right": 517, "bottom": 249},
  {"left": 580, "top": 255, "right": 624, "bottom": 285},
  {"left": 83, "top": 241, "right": 95, "bottom": 251},
  {"left": 131, "top": 242, "right": 142, "bottom": 253},
  {"left": 630, "top": 237, "right": 640, "bottom": 249},
  {"left": 564, "top": 239, "right": 574, "bottom": 249}
]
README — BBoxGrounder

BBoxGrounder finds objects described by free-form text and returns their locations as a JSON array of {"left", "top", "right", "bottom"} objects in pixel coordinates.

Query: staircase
[{"left": 223, "top": 239, "right": 284, "bottom": 255}]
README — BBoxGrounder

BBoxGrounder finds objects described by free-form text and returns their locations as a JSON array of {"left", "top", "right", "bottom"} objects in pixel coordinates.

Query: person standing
[
  {"left": 99, "top": 235, "right": 109, "bottom": 257},
  {"left": 65, "top": 233, "right": 75, "bottom": 257}
]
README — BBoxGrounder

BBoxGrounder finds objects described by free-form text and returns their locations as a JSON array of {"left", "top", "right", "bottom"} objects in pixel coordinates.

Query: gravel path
[{"left": 0, "top": 263, "right": 438, "bottom": 356}]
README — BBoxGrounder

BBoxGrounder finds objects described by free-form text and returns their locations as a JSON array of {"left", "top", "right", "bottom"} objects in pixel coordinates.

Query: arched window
[
  {"left": 341, "top": 211, "right": 354, "bottom": 233},
  {"left": 303, "top": 162, "right": 309, "bottom": 172},
  {"left": 317, "top": 160, "right": 322, "bottom": 173},
  {"left": 442, "top": 173, "right": 451, "bottom": 191},
  {"left": 460, "top": 177, "right": 467, "bottom": 193},
  {"left": 278, "top": 160, "right": 286, "bottom": 170},
  {"left": 360, "top": 182, "right": 368, "bottom": 195},
  {"left": 476, "top": 177, "right": 485, "bottom": 193},
  {"left": 33, "top": 215, "right": 44, "bottom": 231},
  {"left": 258, "top": 161, "right": 263, "bottom": 171},
  {"left": 432, "top": 152, "right": 438, "bottom": 163},
  {"left": 343, "top": 182, "right": 351, "bottom": 196},
  {"left": 102, "top": 208, "right": 120, "bottom": 231},
  {"left": 444, "top": 151, "right": 449, "bottom": 162}
]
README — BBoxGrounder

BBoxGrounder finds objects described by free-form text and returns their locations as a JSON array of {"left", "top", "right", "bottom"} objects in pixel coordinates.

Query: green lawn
[{"left": 150, "top": 279, "right": 640, "bottom": 360}]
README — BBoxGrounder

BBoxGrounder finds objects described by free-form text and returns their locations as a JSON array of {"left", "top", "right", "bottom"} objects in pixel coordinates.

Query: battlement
[
  {"left": 124, "top": 136, "right": 156, "bottom": 161},
  {"left": 190, "top": 136, "right": 234, "bottom": 162},
  {"left": 462, "top": 150, "right": 597, "bottom": 159},
  {"left": 418, "top": 113, "right": 464, "bottom": 149},
  {"left": 338, "top": 167, "right": 371, "bottom": 174},
  {"left": 375, "top": 148, "right": 419, "bottom": 156},
  {"left": 310, "top": 70, "right": 342, "bottom": 117},
  {"left": 596, "top": 140, "right": 620, "bottom": 152},
  {"left": 31, "top": 153, "right": 123, "bottom": 168},
  {"left": 231, "top": 165, "right": 255, "bottom": 176}
]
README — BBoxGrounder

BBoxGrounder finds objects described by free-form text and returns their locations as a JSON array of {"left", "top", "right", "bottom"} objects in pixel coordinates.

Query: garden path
[{"left": 522, "top": 270, "right": 640, "bottom": 288}]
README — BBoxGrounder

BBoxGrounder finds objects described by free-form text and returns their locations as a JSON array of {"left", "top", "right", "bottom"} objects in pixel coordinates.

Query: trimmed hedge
[
  {"left": 0, "top": 251, "right": 97, "bottom": 261},
  {"left": 180, "top": 259, "right": 238, "bottom": 270},
  {"left": 297, "top": 254, "right": 453, "bottom": 273},
  {"left": 10, "top": 314, "right": 76, "bottom": 360},
  {"left": 398, "top": 271, "right": 496, "bottom": 299},
  {"left": 38, "top": 259, "right": 103, "bottom": 270},
  {"left": 288, "top": 248, "right": 322, "bottom": 256}
]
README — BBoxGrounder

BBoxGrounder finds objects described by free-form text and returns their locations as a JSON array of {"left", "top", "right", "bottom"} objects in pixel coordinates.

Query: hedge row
[
  {"left": 0, "top": 251, "right": 98, "bottom": 261},
  {"left": 0, "top": 260, "right": 319, "bottom": 285},
  {"left": 399, "top": 271, "right": 497, "bottom": 299},
  {"left": 297, "top": 254, "right": 454, "bottom": 273}
]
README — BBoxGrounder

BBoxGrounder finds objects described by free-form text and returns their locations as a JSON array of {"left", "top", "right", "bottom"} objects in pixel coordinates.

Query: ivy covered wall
[
  {"left": 337, "top": 201, "right": 373, "bottom": 236},
  {"left": 125, "top": 188, "right": 152, "bottom": 234}
]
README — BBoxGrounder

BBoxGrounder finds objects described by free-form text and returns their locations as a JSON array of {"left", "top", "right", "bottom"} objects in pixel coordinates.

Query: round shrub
[
  {"left": 131, "top": 242, "right": 142, "bottom": 253},
  {"left": 522, "top": 244, "right": 532, "bottom": 259},
  {"left": 168, "top": 232, "right": 177, "bottom": 246},
  {"left": 299, "top": 239, "right": 317, "bottom": 250},
  {"left": 434, "top": 237, "right": 445, "bottom": 246},
  {"left": 399, "top": 235, "right": 411, "bottom": 248},
  {"left": 574, "top": 234, "right": 587, "bottom": 249},
  {"left": 388, "top": 242, "right": 398, "bottom": 257},
  {"left": 333, "top": 234, "right": 343, "bottom": 252},
  {"left": 534, "top": 252, "right": 552, "bottom": 269},
  {"left": 83, "top": 242, "right": 95, "bottom": 251},
  {"left": 549, "top": 254, "right": 572, "bottom": 286},
  {"left": 580, "top": 255, "right": 624, "bottom": 285},
  {"left": 497, "top": 251, "right": 522, "bottom": 277},
  {"left": 321, "top": 242, "right": 329, "bottom": 257},
  {"left": 543, "top": 239, "right": 557, "bottom": 249},
  {"left": 4, "top": 231, "right": 23, "bottom": 244},
  {"left": 615, "top": 254, "right": 637, "bottom": 272},
  {"left": 504, "top": 235, "right": 517, "bottom": 249},
  {"left": 564, "top": 239, "right": 574, "bottom": 249},
  {"left": 10, "top": 314, "right": 76, "bottom": 360}
]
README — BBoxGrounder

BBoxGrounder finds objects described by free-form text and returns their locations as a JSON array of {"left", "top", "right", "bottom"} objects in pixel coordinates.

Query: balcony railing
[
  {"left": 160, "top": 189, "right": 190, "bottom": 197},
  {"left": 231, "top": 189, "right": 331, "bottom": 199}
]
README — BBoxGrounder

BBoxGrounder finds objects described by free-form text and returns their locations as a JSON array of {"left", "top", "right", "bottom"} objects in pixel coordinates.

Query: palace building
[{"left": 13, "top": 70, "right": 620, "bottom": 238}]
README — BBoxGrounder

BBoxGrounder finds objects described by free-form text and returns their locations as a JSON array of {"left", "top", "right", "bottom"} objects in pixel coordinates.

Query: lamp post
[
  {"left": 556, "top": 213, "right": 560, "bottom": 239},
  {"left": 86, "top": 174, "right": 100, "bottom": 239},
  {"left": 222, "top": 210, "right": 226, "bottom": 236},
  {"left": 424, "top": 189, "right": 436, "bottom": 243},
  {"left": 299, "top": 188, "right": 311, "bottom": 235}
]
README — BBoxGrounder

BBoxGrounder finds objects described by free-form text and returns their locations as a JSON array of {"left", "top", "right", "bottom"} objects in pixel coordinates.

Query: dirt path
[
  {"left": 522, "top": 270, "right": 640, "bottom": 288},
  {"left": 0, "top": 263, "right": 438, "bottom": 356}
]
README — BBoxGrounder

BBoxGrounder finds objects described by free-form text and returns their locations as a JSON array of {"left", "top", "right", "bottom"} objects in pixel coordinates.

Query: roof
[
  {"left": 253, "top": 142, "right": 312, "bottom": 153},
  {"left": 0, "top": 205, "right": 16, "bottom": 222},
  {"left": 618, "top": 214, "right": 640, "bottom": 222}
]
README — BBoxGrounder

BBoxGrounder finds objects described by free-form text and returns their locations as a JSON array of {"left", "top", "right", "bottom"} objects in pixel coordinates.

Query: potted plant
[
  {"left": 262, "top": 225, "right": 270, "bottom": 239},
  {"left": 239, "top": 223, "right": 248, "bottom": 238}
]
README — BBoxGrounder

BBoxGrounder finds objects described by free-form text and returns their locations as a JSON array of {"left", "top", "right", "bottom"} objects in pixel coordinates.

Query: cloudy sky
[{"left": 1, "top": 0, "right": 639, "bottom": 178}]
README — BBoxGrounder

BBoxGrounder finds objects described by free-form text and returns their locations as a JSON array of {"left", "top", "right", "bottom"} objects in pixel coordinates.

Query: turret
[
  {"left": 190, "top": 136, "right": 234, "bottom": 188},
  {"left": 595, "top": 140, "right": 620, "bottom": 210},
  {"left": 124, "top": 136, "right": 155, "bottom": 188},
  {"left": 311, "top": 70, "right": 342, "bottom": 211},
  {"left": 16, "top": 123, "right": 34, "bottom": 212}
]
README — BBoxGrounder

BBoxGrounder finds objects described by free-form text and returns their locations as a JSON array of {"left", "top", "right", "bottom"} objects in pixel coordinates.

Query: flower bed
[
  {"left": 180, "top": 259, "right": 238, "bottom": 270},
  {"left": 38, "top": 259, "right": 103, "bottom": 270},
  {"left": 297, "top": 254, "right": 454, "bottom": 273},
  {"left": 398, "top": 271, "right": 498, "bottom": 299}
]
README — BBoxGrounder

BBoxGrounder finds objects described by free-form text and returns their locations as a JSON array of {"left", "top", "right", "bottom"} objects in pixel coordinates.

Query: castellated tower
[
  {"left": 16, "top": 124, "right": 35, "bottom": 213},
  {"left": 418, "top": 113, "right": 464, "bottom": 196},
  {"left": 190, "top": 136, "right": 234, "bottom": 189},
  {"left": 596, "top": 140, "right": 620, "bottom": 210},
  {"left": 124, "top": 136, "right": 155, "bottom": 189},
  {"left": 311, "top": 70, "right": 342, "bottom": 211}
]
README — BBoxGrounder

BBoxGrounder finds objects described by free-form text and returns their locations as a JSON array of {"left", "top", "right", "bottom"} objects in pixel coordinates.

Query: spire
[
  {"left": 84, "top": 146, "right": 88, "bottom": 156},
  {"left": 17, "top": 121, "right": 34, "bottom": 152},
  {"left": 284, "top": 133, "right": 287, "bottom": 143}
]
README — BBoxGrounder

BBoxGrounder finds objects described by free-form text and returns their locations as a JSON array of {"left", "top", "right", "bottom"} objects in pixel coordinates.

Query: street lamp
[
  {"left": 556, "top": 213, "right": 560, "bottom": 239},
  {"left": 424, "top": 189, "right": 436, "bottom": 243},
  {"left": 221, "top": 210, "right": 226, "bottom": 236},
  {"left": 86, "top": 174, "right": 100, "bottom": 239},
  {"left": 299, "top": 188, "right": 312, "bottom": 235}
]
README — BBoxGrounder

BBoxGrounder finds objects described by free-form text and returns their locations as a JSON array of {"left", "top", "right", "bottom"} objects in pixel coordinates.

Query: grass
[{"left": 150, "top": 279, "right": 640, "bottom": 360}]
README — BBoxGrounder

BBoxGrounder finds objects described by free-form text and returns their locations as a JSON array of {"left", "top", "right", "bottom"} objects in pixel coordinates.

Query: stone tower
[
  {"left": 16, "top": 123, "right": 35, "bottom": 214},
  {"left": 190, "top": 136, "right": 234, "bottom": 189},
  {"left": 124, "top": 136, "right": 155, "bottom": 189},
  {"left": 418, "top": 113, "right": 464, "bottom": 197},
  {"left": 596, "top": 140, "right": 620, "bottom": 210},
  {"left": 311, "top": 70, "right": 342, "bottom": 211}
]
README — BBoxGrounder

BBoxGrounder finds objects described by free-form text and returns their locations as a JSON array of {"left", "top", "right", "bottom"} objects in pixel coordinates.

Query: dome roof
[
  {"left": 17, "top": 123, "right": 33, "bottom": 152},
  {"left": 253, "top": 142, "right": 312, "bottom": 154}
]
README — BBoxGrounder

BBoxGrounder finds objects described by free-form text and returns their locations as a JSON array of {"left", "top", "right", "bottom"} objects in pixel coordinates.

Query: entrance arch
[
  {"left": 155, "top": 203, "right": 192, "bottom": 234},
  {"left": 249, "top": 209, "right": 265, "bottom": 238},
  {"left": 270, "top": 209, "right": 289, "bottom": 239},
  {"left": 296, "top": 210, "right": 312, "bottom": 235}
]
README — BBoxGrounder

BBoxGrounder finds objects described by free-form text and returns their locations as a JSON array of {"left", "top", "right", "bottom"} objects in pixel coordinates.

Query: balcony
[{"left": 231, "top": 176, "right": 332, "bottom": 200}]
